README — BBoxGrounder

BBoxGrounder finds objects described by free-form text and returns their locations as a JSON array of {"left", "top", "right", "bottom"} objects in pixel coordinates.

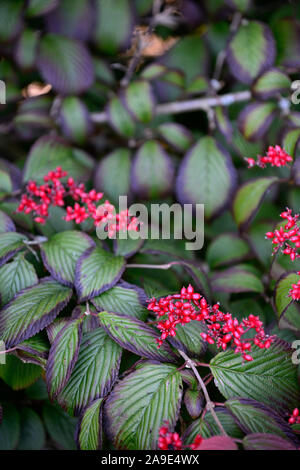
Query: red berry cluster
[
  {"left": 266, "top": 208, "right": 300, "bottom": 262},
  {"left": 158, "top": 424, "right": 202, "bottom": 450},
  {"left": 245, "top": 145, "right": 293, "bottom": 169},
  {"left": 17, "top": 167, "right": 138, "bottom": 237},
  {"left": 158, "top": 425, "right": 183, "bottom": 450},
  {"left": 148, "top": 285, "right": 273, "bottom": 361},
  {"left": 289, "top": 408, "right": 300, "bottom": 425},
  {"left": 265, "top": 208, "right": 300, "bottom": 301}
]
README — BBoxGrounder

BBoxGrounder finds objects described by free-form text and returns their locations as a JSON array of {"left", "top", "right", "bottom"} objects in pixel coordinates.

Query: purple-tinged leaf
[
  {"left": 14, "top": 29, "right": 39, "bottom": 70},
  {"left": 158, "top": 123, "right": 193, "bottom": 152},
  {"left": 238, "top": 102, "right": 277, "bottom": 141},
  {"left": 46, "top": 319, "right": 83, "bottom": 399},
  {"left": 27, "top": 0, "right": 59, "bottom": 17},
  {"left": 252, "top": 67, "right": 291, "bottom": 100},
  {"left": 107, "top": 96, "right": 136, "bottom": 138},
  {"left": 0, "top": 232, "right": 27, "bottom": 268},
  {"left": 40, "top": 231, "right": 95, "bottom": 287},
  {"left": 233, "top": 176, "right": 279, "bottom": 229},
  {"left": 0, "top": 278, "right": 72, "bottom": 348},
  {"left": 0, "top": 210, "right": 16, "bottom": 233},
  {"left": 0, "top": 253, "right": 38, "bottom": 306},
  {"left": 274, "top": 272, "right": 300, "bottom": 331},
  {"left": 212, "top": 266, "right": 264, "bottom": 293},
  {"left": 225, "top": 0, "right": 252, "bottom": 12},
  {"left": 15, "top": 334, "right": 49, "bottom": 368},
  {"left": 123, "top": 80, "right": 155, "bottom": 124},
  {"left": 75, "top": 246, "right": 125, "bottom": 302},
  {"left": 226, "top": 398, "right": 298, "bottom": 445},
  {"left": 45, "top": 0, "right": 94, "bottom": 41},
  {"left": 91, "top": 281, "right": 148, "bottom": 321},
  {"left": 176, "top": 136, "right": 237, "bottom": 219},
  {"left": 104, "top": 361, "right": 182, "bottom": 450},
  {"left": 184, "top": 387, "right": 204, "bottom": 419},
  {"left": 227, "top": 21, "right": 276, "bottom": 84},
  {"left": 98, "top": 311, "right": 178, "bottom": 362},
  {"left": 0, "top": 355, "right": 42, "bottom": 391},
  {"left": 58, "top": 327, "right": 122, "bottom": 416},
  {"left": 211, "top": 338, "right": 300, "bottom": 414},
  {"left": 168, "top": 320, "right": 207, "bottom": 359},
  {"left": 131, "top": 140, "right": 175, "bottom": 199},
  {"left": 243, "top": 433, "right": 297, "bottom": 450},
  {"left": 59, "top": 96, "right": 93, "bottom": 145},
  {"left": 272, "top": 18, "right": 300, "bottom": 69},
  {"left": 0, "top": 1, "right": 24, "bottom": 43},
  {"left": 214, "top": 106, "right": 233, "bottom": 141},
  {"left": 37, "top": 34, "right": 94, "bottom": 94},
  {"left": 291, "top": 156, "right": 300, "bottom": 186},
  {"left": 75, "top": 398, "right": 103, "bottom": 450},
  {"left": 196, "top": 435, "right": 238, "bottom": 450},
  {"left": 282, "top": 128, "right": 300, "bottom": 159}
]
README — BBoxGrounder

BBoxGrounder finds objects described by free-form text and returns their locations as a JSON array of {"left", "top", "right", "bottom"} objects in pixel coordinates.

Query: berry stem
[{"left": 178, "top": 349, "right": 228, "bottom": 437}]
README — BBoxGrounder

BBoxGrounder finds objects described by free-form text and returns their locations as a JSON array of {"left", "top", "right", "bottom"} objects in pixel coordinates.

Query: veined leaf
[
  {"left": 42, "top": 403, "right": 77, "bottom": 450},
  {"left": 46, "top": 319, "right": 83, "bottom": 398},
  {"left": 252, "top": 68, "right": 291, "bottom": 100},
  {"left": 107, "top": 96, "right": 136, "bottom": 138},
  {"left": 17, "top": 408, "right": 45, "bottom": 450},
  {"left": 158, "top": 123, "right": 193, "bottom": 152},
  {"left": 176, "top": 136, "right": 237, "bottom": 219},
  {"left": 0, "top": 232, "right": 27, "bottom": 267},
  {"left": 75, "top": 246, "right": 125, "bottom": 302},
  {"left": 98, "top": 311, "right": 178, "bottom": 362},
  {"left": 0, "top": 403, "right": 20, "bottom": 450},
  {"left": 227, "top": 21, "right": 275, "bottom": 84},
  {"left": 40, "top": 231, "right": 95, "bottom": 287},
  {"left": 210, "top": 339, "right": 299, "bottom": 413},
  {"left": 75, "top": 398, "right": 103, "bottom": 450},
  {"left": 0, "top": 209, "right": 16, "bottom": 233},
  {"left": 275, "top": 272, "right": 300, "bottom": 331},
  {"left": 233, "top": 177, "right": 279, "bottom": 229},
  {"left": 0, "top": 254, "right": 38, "bottom": 306},
  {"left": 0, "top": 354, "right": 42, "bottom": 390},
  {"left": 243, "top": 433, "right": 297, "bottom": 450},
  {"left": 226, "top": 398, "right": 297, "bottom": 444},
  {"left": 104, "top": 362, "right": 182, "bottom": 450},
  {"left": 91, "top": 281, "right": 148, "bottom": 320},
  {"left": 58, "top": 328, "right": 122, "bottom": 416},
  {"left": 0, "top": 278, "right": 72, "bottom": 348}
]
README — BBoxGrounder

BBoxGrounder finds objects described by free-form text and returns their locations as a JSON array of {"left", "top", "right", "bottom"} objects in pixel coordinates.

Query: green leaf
[
  {"left": 94, "top": 148, "right": 131, "bottom": 205},
  {"left": 75, "top": 246, "right": 125, "bottom": 302},
  {"left": 252, "top": 68, "right": 291, "bottom": 99},
  {"left": 210, "top": 339, "right": 299, "bottom": 413},
  {"left": 0, "top": 209, "right": 15, "bottom": 233},
  {"left": 274, "top": 272, "right": 300, "bottom": 331},
  {"left": 42, "top": 403, "right": 77, "bottom": 450},
  {"left": 184, "top": 409, "right": 243, "bottom": 443},
  {"left": 98, "top": 311, "right": 178, "bottom": 362},
  {"left": 75, "top": 398, "right": 103, "bottom": 450},
  {"left": 238, "top": 102, "right": 277, "bottom": 141},
  {"left": 0, "top": 355, "right": 42, "bottom": 390},
  {"left": 58, "top": 328, "right": 122, "bottom": 416},
  {"left": 168, "top": 320, "right": 207, "bottom": 359},
  {"left": 225, "top": 0, "right": 251, "bottom": 12},
  {"left": 233, "top": 177, "right": 279, "bottom": 229},
  {"left": 0, "top": 232, "right": 27, "bottom": 267},
  {"left": 15, "top": 29, "right": 39, "bottom": 70},
  {"left": 212, "top": 267, "right": 264, "bottom": 293},
  {"left": 226, "top": 398, "right": 296, "bottom": 443},
  {"left": 0, "top": 279, "right": 72, "bottom": 348},
  {"left": 46, "top": 319, "right": 83, "bottom": 398},
  {"left": 91, "top": 282, "right": 148, "bottom": 320},
  {"left": 37, "top": 33, "right": 94, "bottom": 94},
  {"left": 124, "top": 81, "right": 155, "bottom": 123},
  {"left": 105, "top": 362, "right": 182, "bottom": 450},
  {"left": 0, "top": 403, "right": 20, "bottom": 450},
  {"left": 272, "top": 18, "right": 300, "bottom": 69},
  {"left": 227, "top": 21, "right": 275, "bottom": 84},
  {"left": 40, "top": 231, "right": 95, "bottom": 287},
  {"left": 60, "top": 97, "right": 92, "bottom": 145},
  {"left": 0, "top": 254, "right": 38, "bottom": 306},
  {"left": 23, "top": 135, "right": 94, "bottom": 184},
  {"left": 17, "top": 408, "right": 45, "bottom": 450},
  {"left": 207, "top": 234, "right": 250, "bottom": 268},
  {"left": 158, "top": 123, "right": 193, "bottom": 152},
  {"left": 107, "top": 96, "right": 136, "bottom": 138},
  {"left": 282, "top": 128, "right": 300, "bottom": 158},
  {"left": 132, "top": 140, "right": 175, "bottom": 199},
  {"left": 0, "top": 0, "right": 23, "bottom": 42},
  {"left": 176, "top": 136, "right": 237, "bottom": 219},
  {"left": 27, "top": 0, "right": 58, "bottom": 17},
  {"left": 93, "top": 0, "right": 132, "bottom": 55}
]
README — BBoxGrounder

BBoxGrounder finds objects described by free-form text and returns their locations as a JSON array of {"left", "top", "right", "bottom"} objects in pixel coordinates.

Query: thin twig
[
  {"left": 90, "top": 90, "right": 251, "bottom": 124},
  {"left": 0, "top": 346, "right": 17, "bottom": 355},
  {"left": 213, "top": 12, "right": 242, "bottom": 81},
  {"left": 126, "top": 261, "right": 183, "bottom": 270},
  {"left": 178, "top": 349, "right": 227, "bottom": 436}
]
